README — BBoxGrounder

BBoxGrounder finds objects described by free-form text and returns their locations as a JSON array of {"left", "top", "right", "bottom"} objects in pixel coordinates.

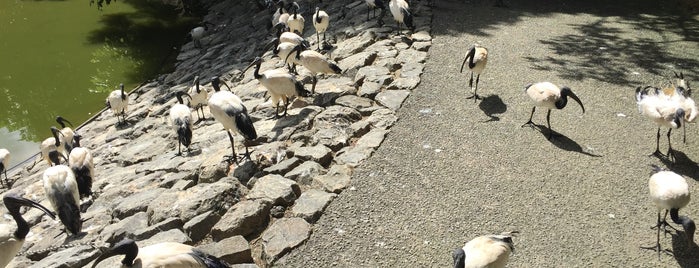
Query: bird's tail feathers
[
  {"left": 295, "top": 80, "right": 310, "bottom": 97},
  {"left": 401, "top": 8, "right": 415, "bottom": 31},
  {"left": 190, "top": 250, "right": 231, "bottom": 268},
  {"left": 329, "top": 63, "right": 342, "bottom": 74},
  {"left": 235, "top": 112, "right": 258, "bottom": 140},
  {"left": 177, "top": 125, "right": 193, "bottom": 147}
]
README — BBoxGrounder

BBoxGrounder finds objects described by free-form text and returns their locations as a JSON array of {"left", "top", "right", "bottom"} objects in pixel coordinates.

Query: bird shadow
[
  {"left": 671, "top": 232, "right": 699, "bottom": 267},
  {"left": 478, "top": 94, "right": 507, "bottom": 122},
  {"left": 525, "top": 123, "right": 602, "bottom": 157},
  {"left": 658, "top": 150, "right": 699, "bottom": 181}
]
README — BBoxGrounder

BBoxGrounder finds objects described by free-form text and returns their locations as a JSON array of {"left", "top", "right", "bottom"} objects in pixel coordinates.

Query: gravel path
[{"left": 279, "top": 0, "right": 699, "bottom": 267}]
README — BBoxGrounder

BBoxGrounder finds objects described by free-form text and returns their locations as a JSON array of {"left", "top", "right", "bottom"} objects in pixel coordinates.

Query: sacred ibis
[
  {"left": 366, "top": 0, "right": 387, "bottom": 24},
  {"left": 106, "top": 83, "right": 129, "bottom": 125},
  {"left": 460, "top": 44, "right": 488, "bottom": 101},
  {"left": 671, "top": 72, "right": 696, "bottom": 143},
  {"left": 68, "top": 134, "right": 94, "bottom": 201},
  {"left": 170, "top": 91, "right": 193, "bottom": 156},
  {"left": 0, "top": 194, "right": 56, "bottom": 268},
  {"left": 207, "top": 76, "right": 257, "bottom": 163},
  {"left": 0, "top": 149, "right": 8, "bottom": 187},
  {"left": 273, "top": 23, "right": 311, "bottom": 49},
  {"left": 642, "top": 165, "right": 695, "bottom": 255},
  {"left": 522, "top": 82, "right": 585, "bottom": 140},
  {"left": 388, "top": 0, "right": 415, "bottom": 35},
  {"left": 42, "top": 164, "right": 82, "bottom": 235},
  {"left": 636, "top": 86, "right": 685, "bottom": 161},
  {"left": 313, "top": 7, "right": 330, "bottom": 50},
  {"left": 55, "top": 116, "right": 75, "bottom": 157},
  {"left": 242, "top": 57, "right": 309, "bottom": 118},
  {"left": 287, "top": 2, "right": 305, "bottom": 35},
  {"left": 189, "top": 75, "right": 209, "bottom": 123},
  {"left": 286, "top": 44, "right": 342, "bottom": 94},
  {"left": 91, "top": 238, "right": 230, "bottom": 268},
  {"left": 264, "top": 37, "right": 303, "bottom": 74},
  {"left": 453, "top": 232, "right": 517, "bottom": 268},
  {"left": 190, "top": 21, "right": 215, "bottom": 49},
  {"left": 40, "top": 127, "right": 66, "bottom": 166}
]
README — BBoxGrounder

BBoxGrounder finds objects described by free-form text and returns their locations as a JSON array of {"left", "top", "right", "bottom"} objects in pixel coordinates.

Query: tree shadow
[
  {"left": 524, "top": 123, "right": 602, "bottom": 157},
  {"left": 86, "top": 0, "right": 200, "bottom": 91},
  {"left": 478, "top": 94, "right": 507, "bottom": 122},
  {"left": 671, "top": 231, "right": 699, "bottom": 267},
  {"left": 658, "top": 150, "right": 699, "bottom": 181}
]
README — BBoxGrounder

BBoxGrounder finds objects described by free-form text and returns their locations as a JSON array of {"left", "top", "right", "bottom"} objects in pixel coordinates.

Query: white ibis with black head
[
  {"left": 313, "top": 7, "right": 330, "bottom": 50},
  {"left": 636, "top": 86, "right": 685, "bottom": 161},
  {"left": 42, "top": 164, "right": 82, "bottom": 236},
  {"left": 188, "top": 75, "right": 208, "bottom": 122},
  {"left": 206, "top": 77, "right": 257, "bottom": 164},
  {"left": 669, "top": 72, "right": 696, "bottom": 143},
  {"left": 521, "top": 82, "right": 585, "bottom": 140},
  {"left": 366, "top": 0, "right": 387, "bottom": 24},
  {"left": 55, "top": 116, "right": 75, "bottom": 157},
  {"left": 0, "top": 149, "right": 9, "bottom": 188},
  {"left": 170, "top": 91, "right": 193, "bottom": 156},
  {"left": 286, "top": 44, "right": 342, "bottom": 94},
  {"left": 452, "top": 232, "right": 517, "bottom": 268},
  {"left": 0, "top": 194, "right": 56, "bottom": 268},
  {"left": 264, "top": 37, "right": 303, "bottom": 74},
  {"left": 106, "top": 83, "right": 129, "bottom": 125},
  {"left": 40, "top": 127, "right": 66, "bottom": 166},
  {"left": 91, "top": 238, "right": 230, "bottom": 268},
  {"left": 642, "top": 165, "right": 695, "bottom": 256},
  {"left": 460, "top": 44, "right": 488, "bottom": 101},
  {"left": 190, "top": 21, "right": 215, "bottom": 49},
  {"left": 388, "top": 0, "right": 415, "bottom": 35},
  {"left": 68, "top": 134, "right": 94, "bottom": 201},
  {"left": 286, "top": 2, "right": 304, "bottom": 35},
  {"left": 242, "top": 57, "right": 309, "bottom": 118}
]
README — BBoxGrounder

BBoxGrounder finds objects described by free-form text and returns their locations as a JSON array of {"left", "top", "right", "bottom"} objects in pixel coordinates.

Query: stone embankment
[{"left": 3, "top": 0, "right": 432, "bottom": 266}]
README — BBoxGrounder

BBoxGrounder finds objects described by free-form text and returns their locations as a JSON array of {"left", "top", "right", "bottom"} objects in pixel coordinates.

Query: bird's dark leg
[
  {"left": 650, "top": 128, "right": 663, "bottom": 158},
  {"left": 317, "top": 32, "right": 321, "bottom": 50},
  {"left": 641, "top": 211, "right": 663, "bottom": 258},
  {"left": 683, "top": 124, "right": 687, "bottom": 143},
  {"left": 311, "top": 76, "right": 318, "bottom": 94},
  {"left": 177, "top": 141, "right": 182, "bottom": 156},
  {"left": 200, "top": 106, "right": 207, "bottom": 121},
  {"left": 225, "top": 131, "right": 239, "bottom": 164},
  {"left": 521, "top": 107, "right": 536, "bottom": 128},
  {"left": 546, "top": 109, "right": 553, "bottom": 140},
  {"left": 469, "top": 72, "right": 474, "bottom": 88},
  {"left": 667, "top": 128, "right": 677, "bottom": 162},
  {"left": 274, "top": 104, "right": 280, "bottom": 119},
  {"left": 283, "top": 98, "right": 289, "bottom": 117},
  {"left": 473, "top": 74, "right": 481, "bottom": 102}
]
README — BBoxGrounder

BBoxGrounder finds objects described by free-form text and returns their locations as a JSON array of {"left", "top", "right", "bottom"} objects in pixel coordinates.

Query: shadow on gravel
[
  {"left": 659, "top": 150, "right": 699, "bottom": 181},
  {"left": 526, "top": 123, "right": 602, "bottom": 156},
  {"left": 478, "top": 94, "right": 507, "bottom": 122},
  {"left": 671, "top": 232, "right": 699, "bottom": 267}
]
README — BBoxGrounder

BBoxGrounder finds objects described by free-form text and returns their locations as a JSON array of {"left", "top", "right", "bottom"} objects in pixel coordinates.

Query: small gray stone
[
  {"left": 292, "top": 145, "right": 333, "bottom": 167},
  {"left": 263, "top": 157, "right": 302, "bottom": 175},
  {"left": 338, "top": 51, "right": 378, "bottom": 77},
  {"left": 314, "top": 164, "right": 353, "bottom": 193},
  {"left": 396, "top": 49, "right": 428, "bottom": 64},
  {"left": 112, "top": 188, "right": 166, "bottom": 220},
  {"left": 138, "top": 228, "right": 192, "bottom": 247},
  {"left": 375, "top": 90, "right": 411, "bottom": 111},
  {"left": 412, "top": 41, "right": 431, "bottom": 51},
  {"left": 285, "top": 161, "right": 326, "bottom": 185},
  {"left": 247, "top": 174, "right": 301, "bottom": 206},
  {"left": 335, "top": 95, "right": 375, "bottom": 115},
  {"left": 312, "top": 127, "right": 349, "bottom": 151},
  {"left": 313, "top": 105, "right": 362, "bottom": 129},
  {"left": 100, "top": 212, "right": 149, "bottom": 244},
  {"left": 262, "top": 218, "right": 311, "bottom": 263},
  {"left": 199, "top": 236, "right": 253, "bottom": 264},
  {"left": 212, "top": 199, "right": 272, "bottom": 240},
  {"left": 334, "top": 146, "right": 375, "bottom": 167},
  {"left": 198, "top": 148, "right": 231, "bottom": 183},
  {"left": 358, "top": 81, "right": 382, "bottom": 98},
  {"left": 355, "top": 66, "right": 391, "bottom": 86},
  {"left": 270, "top": 205, "right": 286, "bottom": 218},
  {"left": 184, "top": 211, "right": 222, "bottom": 242},
  {"left": 133, "top": 217, "right": 184, "bottom": 240},
  {"left": 411, "top": 31, "right": 432, "bottom": 42},
  {"left": 291, "top": 189, "right": 337, "bottom": 223},
  {"left": 367, "top": 108, "right": 399, "bottom": 129}
]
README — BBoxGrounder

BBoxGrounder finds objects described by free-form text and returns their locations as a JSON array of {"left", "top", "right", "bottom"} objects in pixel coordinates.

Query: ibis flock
[{"left": 0, "top": 0, "right": 696, "bottom": 267}]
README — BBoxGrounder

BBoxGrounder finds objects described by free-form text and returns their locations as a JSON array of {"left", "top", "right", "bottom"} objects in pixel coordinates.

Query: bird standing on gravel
[
  {"left": 452, "top": 232, "right": 517, "bottom": 268},
  {"left": 671, "top": 72, "right": 696, "bottom": 143},
  {"left": 207, "top": 76, "right": 257, "bottom": 164},
  {"left": 522, "top": 82, "right": 585, "bottom": 140},
  {"left": 0, "top": 194, "right": 55, "bottom": 268},
  {"left": 242, "top": 57, "right": 309, "bottom": 118},
  {"left": 636, "top": 85, "right": 685, "bottom": 161},
  {"left": 389, "top": 0, "right": 415, "bottom": 35},
  {"left": 460, "top": 44, "right": 488, "bottom": 101},
  {"left": 106, "top": 83, "right": 129, "bottom": 126},
  {"left": 642, "top": 165, "right": 695, "bottom": 256},
  {"left": 91, "top": 238, "right": 230, "bottom": 268}
]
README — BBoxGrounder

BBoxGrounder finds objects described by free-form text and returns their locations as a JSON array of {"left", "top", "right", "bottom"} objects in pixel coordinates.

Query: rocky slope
[{"left": 2, "top": 0, "right": 432, "bottom": 267}]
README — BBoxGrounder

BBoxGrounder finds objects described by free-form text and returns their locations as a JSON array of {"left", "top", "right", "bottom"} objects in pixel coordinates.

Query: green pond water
[{"left": 0, "top": 0, "right": 198, "bottom": 168}]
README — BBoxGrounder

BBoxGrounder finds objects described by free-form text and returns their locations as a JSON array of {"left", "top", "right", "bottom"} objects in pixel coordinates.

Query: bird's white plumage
[
  {"left": 467, "top": 46, "right": 488, "bottom": 75},
  {"left": 659, "top": 86, "right": 697, "bottom": 124},
  {"left": 313, "top": 10, "right": 329, "bottom": 34},
  {"left": 68, "top": 148, "right": 94, "bottom": 184},
  {"left": 297, "top": 49, "right": 340, "bottom": 74},
  {"left": 0, "top": 149, "right": 9, "bottom": 169},
  {"left": 257, "top": 68, "right": 303, "bottom": 110},
  {"left": 525, "top": 82, "right": 563, "bottom": 110},
  {"left": 637, "top": 89, "right": 683, "bottom": 129},
  {"left": 107, "top": 89, "right": 129, "bottom": 117},
  {"left": 190, "top": 26, "right": 205, "bottom": 41},
  {"left": 287, "top": 13, "right": 305, "bottom": 35},
  {"left": 0, "top": 224, "right": 23, "bottom": 268},
  {"left": 649, "top": 170, "right": 690, "bottom": 212},
  {"left": 39, "top": 137, "right": 59, "bottom": 166},
  {"left": 170, "top": 104, "right": 192, "bottom": 131},
  {"left": 208, "top": 90, "right": 248, "bottom": 135},
  {"left": 389, "top": 0, "right": 409, "bottom": 23},
  {"left": 366, "top": 0, "right": 378, "bottom": 8},
  {"left": 280, "top": 31, "right": 305, "bottom": 46},
  {"left": 460, "top": 235, "right": 513, "bottom": 268},
  {"left": 57, "top": 127, "right": 75, "bottom": 158},
  {"left": 42, "top": 165, "right": 80, "bottom": 215},
  {"left": 188, "top": 83, "right": 208, "bottom": 114},
  {"left": 276, "top": 42, "right": 302, "bottom": 66}
]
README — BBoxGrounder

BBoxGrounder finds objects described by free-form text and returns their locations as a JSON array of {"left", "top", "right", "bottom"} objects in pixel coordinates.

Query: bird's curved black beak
[
  {"left": 460, "top": 46, "right": 476, "bottom": 73},
  {"left": 567, "top": 90, "right": 585, "bottom": 114},
  {"left": 56, "top": 116, "right": 74, "bottom": 128},
  {"left": 3, "top": 194, "right": 56, "bottom": 220},
  {"left": 91, "top": 239, "right": 139, "bottom": 268},
  {"left": 284, "top": 45, "right": 302, "bottom": 65}
]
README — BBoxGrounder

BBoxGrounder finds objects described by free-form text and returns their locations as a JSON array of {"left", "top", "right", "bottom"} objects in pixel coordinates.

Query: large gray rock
[
  {"left": 147, "top": 178, "right": 239, "bottom": 224},
  {"left": 335, "top": 95, "right": 377, "bottom": 115},
  {"left": 312, "top": 127, "right": 350, "bottom": 151},
  {"left": 333, "top": 31, "right": 376, "bottom": 61},
  {"left": 199, "top": 235, "right": 253, "bottom": 264},
  {"left": 100, "top": 211, "right": 149, "bottom": 244},
  {"left": 262, "top": 218, "right": 312, "bottom": 263},
  {"left": 285, "top": 161, "right": 326, "bottom": 185},
  {"left": 313, "top": 105, "right": 362, "bottom": 129},
  {"left": 314, "top": 164, "right": 353, "bottom": 193},
  {"left": 291, "top": 189, "right": 337, "bottom": 223},
  {"left": 184, "top": 211, "right": 222, "bottom": 242},
  {"left": 263, "top": 157, "right": 302, "bottom": 175},
  {"left": 367, "top": 108, "right": 399, "bottom": 129},
  {"left": 29, "top": 245, "right": 100, "bottom": 268},
  {"left": 354, "top": 65, "right": 391, "bottom": 86},
  {"left": 338, "top": 51, "right": 378, "bottom": 77},
  {"left": 112, "top": 188, "right": 166, "bottom": 220},
  {"left": 211, "top": 199, "right": 272, "bottom": 240},
  {"left": 247, "top": 174, "right": 301, "bottom": 206},
  {"left": 291, "top": 145, "right": 333, "bottom": 167},
  {"left": 133, "top": 217, "right": 184, "bottom": 240},
  {"left": 375, "top": 90, "right": 411, "bottom": 111}
]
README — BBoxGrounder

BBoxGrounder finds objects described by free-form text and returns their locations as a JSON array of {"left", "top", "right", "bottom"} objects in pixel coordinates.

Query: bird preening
[
  {"left": 642, "top": 165, "right": 695, "bottom": 257},
  {"left": 42, "top": 164, "right": 83, "bottom": 236},
  {"left": 636, "top": 85, "right": 687, "bottom": 162},
  {"left": 522, "top": 82, "right": 585, "bottom": 140},
  {"left": 460, "top": 44, "right": 488, "bottom": 102},
  {"left": 453, "top": 231, "right": 517, "bottom": 268},
  {"left": 40, "top": 126, "right": 67, "bottom": 166}
]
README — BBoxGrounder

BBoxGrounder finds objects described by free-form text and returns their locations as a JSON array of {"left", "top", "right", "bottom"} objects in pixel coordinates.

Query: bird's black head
[
  {"left": 211, "top": 76, "right": 231, "bottom": 92},
  {"left": 91, "top": 239, "right": 139, "bottom": 268},
  {"left": 50, "top": 126, "right": 64, "bottom": 143},
  {"left": 175, "top": 91, "right": 192, "bottom": 104},
  {"left": 73, "top": 134, "right": 82, "bottom": 148},
  {"left": 452, "top": 248, "right": 465, "bottom": 268},
  {"left": 56, "top": 116, "right": 74, "bottom": 128},
  {"left": 559, "top": 86, "right": 585, "bottom": 114},
  {"left": 3, "top": 194, "right": 56, "bottom": 239},
  {"left": 265, "top": 38, "right": 281, "bottom": 53}
]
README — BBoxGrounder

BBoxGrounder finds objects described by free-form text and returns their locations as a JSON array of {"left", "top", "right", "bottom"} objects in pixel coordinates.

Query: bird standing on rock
[
  {"left": 389, "top": 0, "right": 415, "bottom": 35},
  {"left": 40, "top": 127, "right": 66, "bottom": 166},
  {"left": 42, "top": 164, "right": 82, "bottom": 236},
  {"left": 207, "top": 76, "right": 257, "bottom": 164},
  {"left": 242, "top": 57, "right": 309, "bottom": 118},
  {"left": 460, "top": 44, "right": 488, "bottom": 101},
  {"left": 189, "top": 76, "right": 209, "bottom": 123},
  {"left": 452, "top": 232, "right": 517, "bottom": 268},
  {"left": 522, "top": 82, "right": 585, "bottom": 139},
  {"left": 170, "top": 91, "right": 193, "bottom": 156},
  {"left": 55, "top": 116, "right": 75, "bottom": 157},
  {"left": 313, "top": 7, "right": 330, "bottom": 50},
  {"left": 0, "top": 194, "right": 56, "bottom": 268},
  {"left": 286, "top": 44, "right": 342, "bottom": 94},
  {"left": 642, "top": 165, "right": 695, "bottom": 256},
  {"left": 106, "top": 83, "right": 129, "bottom": 126},
  {"left": 366, "top": 0, "right": 387, "bottom": 25},
  {"left": 68, "top": 134, "right": 94, "bottom": 201}
]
